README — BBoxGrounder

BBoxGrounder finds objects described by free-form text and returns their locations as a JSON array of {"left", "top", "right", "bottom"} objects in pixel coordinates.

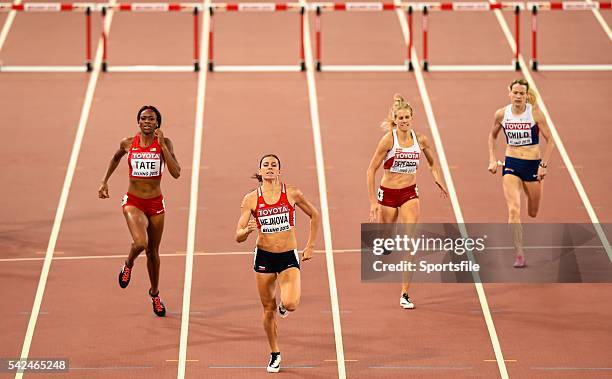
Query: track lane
[{"left": 424, "top": 7, "right": 612, "bottom": 378}]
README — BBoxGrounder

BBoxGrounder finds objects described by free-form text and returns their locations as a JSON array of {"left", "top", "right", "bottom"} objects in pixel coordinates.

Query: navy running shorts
[
  {"left": 503, "top": 156, "right": 541, "bottom": 182},
  {"left": 253, "top": 248, "right": 300, "bottom": 274}
]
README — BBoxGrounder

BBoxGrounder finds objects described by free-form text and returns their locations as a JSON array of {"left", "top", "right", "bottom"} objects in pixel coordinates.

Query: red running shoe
[
  {"left": 150, "top": 290, "right": 166, "bottom": 317},
  {"left": 118, "top": 262, "right": 132, "bottom": 288}
]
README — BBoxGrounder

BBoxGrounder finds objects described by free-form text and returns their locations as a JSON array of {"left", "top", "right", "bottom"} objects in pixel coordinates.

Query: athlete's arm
[
  {"left": 366, "top": 132, "right": 393, "bottom": 221},
  {"left": 98, "top": 138, "right": 131, "bottom": 199},
  {"left": 155, "top": 130, "right": 181, "bottom": 179},
  {"left": 488, "top": 108, "right": 505, "bottom": 174},
  {"left": 235, "top": 192, "right": 257, "bottom": 243},
  {"left": 533, "top": 107, "right": 555, "bottom": 180},
  {"left": 290, "top": 186, "right": 320, "bottom": 261},
  {"left": 417, "top": 132, "right": 448, "bottom": 199}
]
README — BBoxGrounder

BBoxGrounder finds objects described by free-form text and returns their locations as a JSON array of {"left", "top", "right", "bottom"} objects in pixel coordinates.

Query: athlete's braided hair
[
  {"left": 137, "top": 105, "right": 162, "bottom": 129},
  {"left": 509, "top": 79, "right": 538, "bottom": 106},
  {"left": 380, "top": 93, "right": 413, "bottom": 132},
  {"left": 252, "top": 154, "right": 282, "bottom": 183}
]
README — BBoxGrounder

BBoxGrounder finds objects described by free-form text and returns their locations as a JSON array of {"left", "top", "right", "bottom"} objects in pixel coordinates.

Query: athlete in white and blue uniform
[{"left": 488, "top": 79, "right": 556, "bottom": 268}]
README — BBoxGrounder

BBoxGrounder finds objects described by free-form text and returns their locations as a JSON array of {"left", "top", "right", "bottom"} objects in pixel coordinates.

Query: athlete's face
[
  {"left": 259, "top": 156, "right": 281, "bottom": 181},
  {"left": 394, "top": 109, "right": 412, "bottom": 131},
  {"left": 138, "top": 109, "right": 158, "bottom": 134},
  {"left": 509, "top": 84, "right": 528, "bottom": 107}
]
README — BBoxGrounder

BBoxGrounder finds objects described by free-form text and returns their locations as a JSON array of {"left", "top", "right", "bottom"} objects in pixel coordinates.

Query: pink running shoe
[{"left": 513, "top": 255, "right": 526, "bottom": 268}]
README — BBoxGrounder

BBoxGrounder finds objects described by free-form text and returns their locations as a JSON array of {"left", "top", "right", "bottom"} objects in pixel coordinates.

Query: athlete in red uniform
[
  {"left": 367, "top": 94, "right": 448, "bottom": 309},
  {"left": 235, "top": 154, "right": 320, "bottom": 373},
  {"left": 98, "top": 105, "right": 181, "bottom": 317}
]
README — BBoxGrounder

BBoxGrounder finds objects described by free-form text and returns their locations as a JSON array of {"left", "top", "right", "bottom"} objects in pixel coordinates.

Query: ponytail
[{"left": 526, "top": 87, "right": 538, "bottom": 106}]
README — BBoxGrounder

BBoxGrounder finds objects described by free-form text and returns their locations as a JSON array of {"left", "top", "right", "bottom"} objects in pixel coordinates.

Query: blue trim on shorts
[{"left": 503, "top": 156, "right": 541, "bottom": 182}]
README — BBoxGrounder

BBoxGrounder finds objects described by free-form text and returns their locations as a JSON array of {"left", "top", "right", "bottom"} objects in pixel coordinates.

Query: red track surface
[{"left": 1, "top": 0, "right": 611, "bottom": 378}]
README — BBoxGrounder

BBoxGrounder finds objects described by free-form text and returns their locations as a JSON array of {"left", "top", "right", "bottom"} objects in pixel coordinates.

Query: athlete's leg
[
  {"left": 503, "top": 174, "right": 525, "bottom": 261},
  {"left": 523, "top": 180, "right": 543, "bottom": 218},
  {"left": 278, "top": 267, "right": 300, "bottom": 313},
  {"left": 256, "top": 272, "right": 279, "bottom": 352},
  {"left": 379, "top": 205, "right": 398, "bottom": 223},
  {"left": 123, "top": 206, "right": 149, "bottom": 266},
  {"left": 398, "top": 199, "right": 420, "bottom": 295},
  {"left": 146, "top": 213, "right": 164, "bottom": 295}
]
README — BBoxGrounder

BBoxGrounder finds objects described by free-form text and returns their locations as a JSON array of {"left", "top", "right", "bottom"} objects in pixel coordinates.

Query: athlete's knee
[
  {"left": 146, "top": 248, "right": 159, "bottom": 259},
  {"left": 132, "top": 240, "right": 147, "bottom": 253},
  {"left": 528, "top": 207, "right": 539, "bottom": 218},
  {"left": 508, "top": 206, "right": 521, "bottom": 222},
  {"left": 282, "top": 299, "right": 299, "bottom": 312},
  {"left": 262, "top": 306, "right": 276, "bottom": 320}
]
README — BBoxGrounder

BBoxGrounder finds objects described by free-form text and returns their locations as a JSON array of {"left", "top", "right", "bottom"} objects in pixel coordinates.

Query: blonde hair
[
  {"left": 380, "top": 93, "right": 413, "bottom": 132},
  {"left": 509, "top": 78, "right": 538, "bottom": 106}
]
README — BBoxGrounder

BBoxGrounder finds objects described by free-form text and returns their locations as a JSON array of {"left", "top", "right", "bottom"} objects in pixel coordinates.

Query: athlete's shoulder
[
  {"left": 285, "top": 184, "right": 306, "bottom": 205},
  {"left": 414, "top": 131, "right": 430, "bottom": 148},
  {"left": 285, "top": 183, "right": 298, "bottom": 194},
  {"left": 378, "top": 130, "right": 394, "bottom": 149},
  {"left": 241, "top": 190, "right": 258, "bottom": 208},
  {"left": 494, "top": 107, "right": 506, "bottom": 122},
  {"left": 120, "top": 136, "right": 135, "bottom": 150}
]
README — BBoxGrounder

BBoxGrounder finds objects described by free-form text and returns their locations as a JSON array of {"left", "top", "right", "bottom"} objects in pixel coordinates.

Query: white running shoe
[
  {"left": 400, "top": 293, "right": 415, "bottom": 309},
  {"left": 267, "top": 352, "right": 281, "bottom": 373},
  {"left": 278, "top": 304, "right": 289, "bottom": 318}
]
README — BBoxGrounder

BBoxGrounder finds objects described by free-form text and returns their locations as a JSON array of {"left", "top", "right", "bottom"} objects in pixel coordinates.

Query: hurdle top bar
[{"left": 0, "top": 1, "right": 609, "bottom": 12}]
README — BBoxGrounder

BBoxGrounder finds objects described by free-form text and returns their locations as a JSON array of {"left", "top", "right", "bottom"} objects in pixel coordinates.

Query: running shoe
[
  {"left": 149, "top": 290, "right": 166, "bottom": 317},
  {"left": 513, "top": 255, "right": 526, "bottom": 268},
  {"left": 118, "top": 262, "right": 132, "bottom": 288},
  {"left": 400, "top": 293, "right": 415, "bottom": 309},
  {"left": 278, "top": 304, "right": 289, "bottom": 318},
  {"left": 267, "top": 352, "right": 281, "bottom": 373}
]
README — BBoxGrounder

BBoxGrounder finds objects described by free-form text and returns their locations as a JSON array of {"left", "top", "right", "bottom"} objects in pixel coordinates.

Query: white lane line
[
  {"left": 0, "top": 0, "right": 21, "bottom": 53},
  {"left": 319, "top": 64, "right": 409, "bottom": 72},
  {"left": 212, "top": 65, "right": 303, "bottom": 72},
  {"left": 106, "top": 65, "right": 195, "bottom": 72},
  {"left": 0, "top": 65, "right": 88, "bottom": 72},
  {"left": 0, "top": 249, "right": 363, "bottom": 263},
  {"left": 585, "top": 0, "right": 612, "bottom": 41},
  {"left": 1, "top": 244, "right": 605, "bottom": 263},
  {"left": 394, "top": 3, "right": 509, "bottom": 379},
  {"left": 15, "top": 1, "right": 117, "bottom": 379},
  {"left": 426, "top": 64, "right": 516, "bottom": 72},
  {"left": 531, "top": 367, "right": 612, "bottom": 371},
  {"left": 535, "top": 64, "right": 612, "bottom": 71},
  {"left": 300, "top": 1, "right": 346, "bottom": 378},
  {"left": 490, "top": 0, "right": 612, "bottom": 262},
  {"left": 177, "top": 1, "right": 210, "bottom": 378}
]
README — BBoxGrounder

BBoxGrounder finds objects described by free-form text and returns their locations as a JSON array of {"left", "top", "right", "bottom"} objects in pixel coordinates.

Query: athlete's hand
[
  {"left": 436, "top": 181, "right": 449, "bottom": 199},
  {"left": 244, "top": 219, "right": 258, "bottom": 234},
  {"left": 98, "top": 182, "right": 109, "bottom": 199},
  {"left": 488, "top": 160, "right": 499, "bottom": 174},
  {"left": 154, "top": 129, "right": 166, "bottom": 148},
  {"left": 301, "top": 245, "right": 313, "bottom": 262},
  {"left": 369, "top": 203, "right": 381, "bottom": 222},
  {"left": 536, "top": 166, "right": 547, "bottom": 181}
]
